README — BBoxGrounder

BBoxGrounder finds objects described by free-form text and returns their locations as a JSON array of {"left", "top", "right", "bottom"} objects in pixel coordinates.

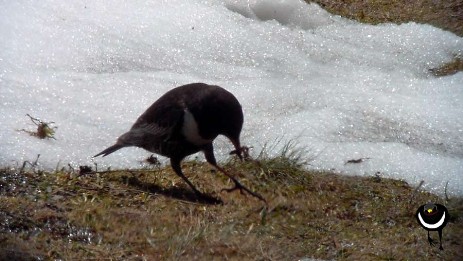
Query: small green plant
[{"left": 232, "top": 139, "right": 313, "bottom": 187}]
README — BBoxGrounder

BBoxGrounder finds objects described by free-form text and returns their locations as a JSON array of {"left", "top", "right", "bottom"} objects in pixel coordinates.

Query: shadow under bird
[{"left": 94, "top": 83, "right": 265, "bottom": 203}]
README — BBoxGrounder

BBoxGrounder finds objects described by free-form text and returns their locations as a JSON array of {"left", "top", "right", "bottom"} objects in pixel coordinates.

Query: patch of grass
[
  {"left": 229, "top": 140, "right": 310, "bottom": 188},
  {"left": 429, "top": 57, "right": 463, "bottom": 77},
  {"left": 1, "top": 151, "right": 462, "bottom": 260},
  {"left": 308, "top": 0, "right": 463, "bottom": 77},
  {"left": 309, "top": 0, "right": 463, "bottom": 36}
]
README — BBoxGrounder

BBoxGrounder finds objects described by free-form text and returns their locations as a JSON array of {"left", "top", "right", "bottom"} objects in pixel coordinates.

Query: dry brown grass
[
  {"left": 310, "top": 0, "right": 463, "bottom": 36},
  {"left": 309, "top": 0, "right": 463, "bottom": 77},
  {"left": 1, "top": 155, "right": 462, "bottom": 260}
]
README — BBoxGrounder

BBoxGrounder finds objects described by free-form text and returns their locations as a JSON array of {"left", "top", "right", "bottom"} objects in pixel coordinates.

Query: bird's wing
[{"left": 130, "top": 102, "right": 185, "bottom": 139}]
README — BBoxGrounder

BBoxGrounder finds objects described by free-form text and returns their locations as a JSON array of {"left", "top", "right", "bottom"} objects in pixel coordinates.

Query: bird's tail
[{"left": 94, "top": 143, "right": 125, "bottom": 157}]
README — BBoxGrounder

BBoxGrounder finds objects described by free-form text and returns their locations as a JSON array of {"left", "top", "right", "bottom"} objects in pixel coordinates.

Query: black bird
[
  {"left": 94, "top": 83, "right": 265, "bottom": 202},
  {"left": 415, "top": 203, "right": 449, "bottom": 250}
]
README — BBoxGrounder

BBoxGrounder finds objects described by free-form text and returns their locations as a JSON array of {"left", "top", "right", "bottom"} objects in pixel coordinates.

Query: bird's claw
[
  {"left": 229, "top": 146, "right": 252, "bottom": 161},
  {"left": 221, "top": 180, "right": 267, "bottom": 204}
]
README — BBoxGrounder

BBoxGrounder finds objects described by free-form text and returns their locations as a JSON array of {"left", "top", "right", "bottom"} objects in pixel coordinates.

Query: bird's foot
[
  {"left": 229, "top": 146, "right": 252, "bottom": 161},
  {"left": 221, "top": 180, "right": 267, "bottom": 205},
  {"left": 428, "top": 236, "right": 435, "bottom": 247},
  {"left": 428, "top": 236, "right": 444, "bottom": 250}
]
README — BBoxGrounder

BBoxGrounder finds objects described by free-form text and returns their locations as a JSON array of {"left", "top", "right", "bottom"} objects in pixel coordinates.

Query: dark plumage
[{"left": 94, "top": 83, "right": 265, "bottom": 202}]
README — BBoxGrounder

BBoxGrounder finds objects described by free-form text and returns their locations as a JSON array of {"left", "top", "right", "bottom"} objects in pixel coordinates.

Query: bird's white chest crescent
[
  {"left": 182, "top": 109, "right": 212, "bottom": 146},
  {"left": 417, "top": 212, "right": 446, "bottom": 229}
]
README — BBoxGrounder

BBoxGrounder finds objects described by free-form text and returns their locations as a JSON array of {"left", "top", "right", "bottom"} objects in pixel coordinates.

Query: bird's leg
[
  {"left": 203, "top": 145, "right": 266, "bottom": 204},
  {"left": 438, "top": 229, "right": 444, "bottom": 250},
  {"left": 427, "top": 231, "right": 435, "bottom": 247},
  {"left": 228, "top": 137, "right": 251, "bottom": 161},
  {"left": 229, "top": 149, "right": 242, "bottom": 160},
  {"left": 239, "top": 146, "right": 252, "bottom": 160},
  {"left": 170, "top": 158, "right": 203, "bottom": 197}
]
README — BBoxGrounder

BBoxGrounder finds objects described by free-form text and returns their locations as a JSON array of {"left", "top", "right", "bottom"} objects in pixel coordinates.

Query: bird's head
[{"left": 424, "top": 204, "right": 438, "bottom": 216}]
